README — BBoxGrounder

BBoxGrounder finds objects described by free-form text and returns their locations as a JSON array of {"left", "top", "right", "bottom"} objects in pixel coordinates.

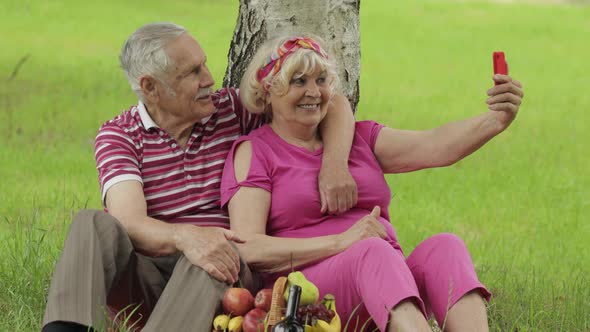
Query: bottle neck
[{"left": 285, "top": 285, "right": 301, "bottom": 320}]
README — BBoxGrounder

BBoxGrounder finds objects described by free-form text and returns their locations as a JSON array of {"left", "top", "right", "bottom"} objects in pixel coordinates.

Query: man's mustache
[{"left": 195, "top": 88, "right": 212, "bottom": 100}]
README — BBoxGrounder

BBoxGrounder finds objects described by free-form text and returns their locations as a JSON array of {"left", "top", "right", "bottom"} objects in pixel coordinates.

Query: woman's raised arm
[
  {"left": 373, "top": 112, "right": 500, "bottom": 173},
  {"left": 373, "top": 75, "right": 523, "bottom": 174}
]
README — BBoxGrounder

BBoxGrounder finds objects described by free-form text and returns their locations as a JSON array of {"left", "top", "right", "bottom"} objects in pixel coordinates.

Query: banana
[
  {"left": 213, "top": 314, "right": 230, "bottom": 330},
  {"left": 315, "top": 319, "right": 334, "bottom": 331},
  {"left": 228, "top": 316, "right": 243, "bottom": 332},
  {"left": 304, "top": 325, "right": 316, "bottom": 332},
  {"left": 305, "top": 318, "right": 338, "bottom": 332},
  {"left": 320, "top": 294, "right": 341, "bottom": 332}
]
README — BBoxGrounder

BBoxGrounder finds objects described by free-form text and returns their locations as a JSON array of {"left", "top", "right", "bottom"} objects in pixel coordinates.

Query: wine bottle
[{"left": 272, "top": 285, "right": 304, "bottom": 332}]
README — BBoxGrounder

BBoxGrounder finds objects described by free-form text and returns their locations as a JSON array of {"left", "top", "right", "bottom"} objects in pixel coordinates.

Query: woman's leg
[
  {"left": 302, "top": 237, "right": 428, "bottom": 331},
  {"left": 443, "top": 290, "right": 488, "bottom": 332},
  {"left": 406, "top": 233, "right": 491, "bottom": 330},
  {"left": 387, "top": 300, "right": 431, "bottom": 332}
]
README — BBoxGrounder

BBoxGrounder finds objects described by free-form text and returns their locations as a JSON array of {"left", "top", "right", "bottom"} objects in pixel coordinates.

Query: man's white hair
[{"left": 120, "top": 22, "right": 187, "bottom": 102}]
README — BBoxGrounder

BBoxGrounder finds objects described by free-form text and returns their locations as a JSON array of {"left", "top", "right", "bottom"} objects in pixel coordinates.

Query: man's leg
[
  {"left": 142, "top": 255, "right": 259, "bottom": 332},
  {"left": 105, "top": 253, "right": 179, "bottom": 329},
  {"left": 42, "top": 210, "right": 157, "bottom": 331}
]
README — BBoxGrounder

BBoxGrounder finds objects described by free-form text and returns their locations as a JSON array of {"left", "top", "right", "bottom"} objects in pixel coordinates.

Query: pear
[
  {"left": 283, "top": 271, "right": 319, "bottom": 305},
  {"left": 212, "top": 314, "right": 230, "bottom": 330},
  {"left": 227, "top": 316, "right": 243, "bottom": 332}
]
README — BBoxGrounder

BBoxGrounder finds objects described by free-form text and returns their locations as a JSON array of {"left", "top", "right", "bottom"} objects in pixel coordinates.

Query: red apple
[
  {"left": 254, "top": 288, "right": 273, "bottom": 311},
  {"left": 222, "top": 287, "right": 254, "bottom": 316},
  {"left": 242, "top": 308, "right": 267, "bottom": 332}
]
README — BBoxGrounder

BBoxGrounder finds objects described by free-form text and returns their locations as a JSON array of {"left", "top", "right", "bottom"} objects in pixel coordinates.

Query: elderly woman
[{"left": 220, "top": 35, "right": 523, "bottom": 331}]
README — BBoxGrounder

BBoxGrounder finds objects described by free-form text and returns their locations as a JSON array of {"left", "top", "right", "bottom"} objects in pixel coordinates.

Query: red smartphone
[{"left": 493, "top": 51, "right": 508, "bottom": 85}]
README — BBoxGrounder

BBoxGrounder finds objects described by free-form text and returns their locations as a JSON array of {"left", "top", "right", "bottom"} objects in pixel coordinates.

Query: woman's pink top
[{"left": 221, "top": 121, "right": 400, "bottom": 251}]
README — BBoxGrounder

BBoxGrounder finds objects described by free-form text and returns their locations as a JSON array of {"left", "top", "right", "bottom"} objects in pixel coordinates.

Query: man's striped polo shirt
[{"left": 94, "top": 87, "right": 263, "bottom": 228}]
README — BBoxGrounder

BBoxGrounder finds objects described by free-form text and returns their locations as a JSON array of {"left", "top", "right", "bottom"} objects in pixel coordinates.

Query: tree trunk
[{"left": 223, "top": 0, "right": 361, "bottom": 112}]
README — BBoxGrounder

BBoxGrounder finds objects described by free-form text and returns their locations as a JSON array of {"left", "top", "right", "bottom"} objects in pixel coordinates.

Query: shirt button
[
  {"left": 172, "top": 143, "right": 177, "bottom": 149},
  {"left": 187, "top": 175, "right": 192, "bottom": 180}
]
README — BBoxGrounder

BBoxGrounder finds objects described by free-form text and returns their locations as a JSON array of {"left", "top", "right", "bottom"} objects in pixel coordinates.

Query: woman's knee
[
  {"left": 347, "top": 237, "right": 409, "bottom": 280},
  {"left": 410, "top": 233, "right": 468, "bottom": 259},
  {"left": 351, "top": 237, "right": 394, "bottom": 255},
  {"left": 427, "top": 233, "right": 466, "bottom": 250},
  {"left": 342, "top": 237, "right": 397, "bottom": 268}
]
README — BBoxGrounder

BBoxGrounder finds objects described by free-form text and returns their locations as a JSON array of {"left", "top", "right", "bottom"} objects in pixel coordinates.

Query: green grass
[{"left": 1, "top": 0, "right": 589, "bottom": 331}]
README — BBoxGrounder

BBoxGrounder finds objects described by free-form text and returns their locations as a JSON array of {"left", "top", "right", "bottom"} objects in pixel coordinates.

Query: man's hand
[
  {"left": 487, "top": 75, "right": 524, "bottom": 129},
  {"left": 318, "top": 164, "right": 358, "bottom": 214},
  {"left": 173, "top": 224, "right": 245, "bottom": 284}
]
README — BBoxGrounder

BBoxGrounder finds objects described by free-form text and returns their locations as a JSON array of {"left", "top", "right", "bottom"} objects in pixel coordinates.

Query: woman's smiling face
[{"left": 268, "top": 68, "right": 332, "bottom": 128}]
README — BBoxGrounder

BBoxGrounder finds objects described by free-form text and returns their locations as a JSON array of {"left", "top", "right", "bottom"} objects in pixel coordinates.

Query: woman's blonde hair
[{"left": 239, "top": 34, "right": 340, "bottom": 115}]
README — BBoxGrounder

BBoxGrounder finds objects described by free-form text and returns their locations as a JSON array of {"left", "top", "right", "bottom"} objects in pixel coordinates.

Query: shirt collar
[
  {"left": 137, "top": 101, "right": 159, "bottom": 130},
  {"left": 136, "top": 100, "right": 213, "bottom": 130},
  {"left": 200, "top": 115, "right": 212, "bottom": 125}
]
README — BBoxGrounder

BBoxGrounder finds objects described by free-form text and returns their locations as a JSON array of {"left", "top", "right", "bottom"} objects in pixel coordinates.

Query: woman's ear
[{"left": 263, "top": 81, "right": 273, "bottom": 95}]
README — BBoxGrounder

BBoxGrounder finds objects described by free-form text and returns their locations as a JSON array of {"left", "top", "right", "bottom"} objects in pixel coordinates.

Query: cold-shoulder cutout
[
  {"left": 220, "top": 134, "right": 273, "bottom": 209},
  {"left": 233, "top": 140, "right": 253, "bottom": 182}
]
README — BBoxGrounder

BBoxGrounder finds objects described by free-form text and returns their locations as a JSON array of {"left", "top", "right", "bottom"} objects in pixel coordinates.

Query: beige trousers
[{"left": 42, "top": 210, "right": 259, "bottom": 331}]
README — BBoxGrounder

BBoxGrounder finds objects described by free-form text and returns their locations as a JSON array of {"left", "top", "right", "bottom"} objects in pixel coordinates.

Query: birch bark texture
[{"left": 223, "top": 0, "right": 361, "bottom": 112}]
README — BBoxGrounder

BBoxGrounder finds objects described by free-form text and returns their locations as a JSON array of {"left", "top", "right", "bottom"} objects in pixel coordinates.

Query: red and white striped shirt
[{"left": 94, "top": 88, "right": 263, "bottom": 228}]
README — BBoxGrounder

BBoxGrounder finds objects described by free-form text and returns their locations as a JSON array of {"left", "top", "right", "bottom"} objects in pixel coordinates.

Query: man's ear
[{"left": 139, "top": 76, "right": 159, "bottom": 103}]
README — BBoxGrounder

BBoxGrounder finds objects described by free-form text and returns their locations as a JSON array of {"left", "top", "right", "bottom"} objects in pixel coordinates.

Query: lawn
[{"left": 0, "top": 0, "right": 588, "bottom": 331}]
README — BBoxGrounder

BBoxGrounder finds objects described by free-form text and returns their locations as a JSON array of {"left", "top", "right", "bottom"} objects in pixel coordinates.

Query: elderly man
[{"left": 42, "top": 23, "right": 356, "bottom": 332}]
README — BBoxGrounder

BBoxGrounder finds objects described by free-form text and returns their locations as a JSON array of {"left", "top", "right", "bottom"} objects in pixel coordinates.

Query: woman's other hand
[
  {"left": 337, "top": 206, "right": 388, "bottom": 249},
  {"left": 486, "top": 75, "right": 524, "bottom": 130}
]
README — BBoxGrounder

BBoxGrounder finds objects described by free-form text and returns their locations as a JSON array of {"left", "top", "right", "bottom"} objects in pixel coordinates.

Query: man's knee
[
  {"left": 175, "top": 255, "right": 229, "bottom": 294},
  {"left": 69, "top": 209, "right": 123, "bottom": 236}
]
